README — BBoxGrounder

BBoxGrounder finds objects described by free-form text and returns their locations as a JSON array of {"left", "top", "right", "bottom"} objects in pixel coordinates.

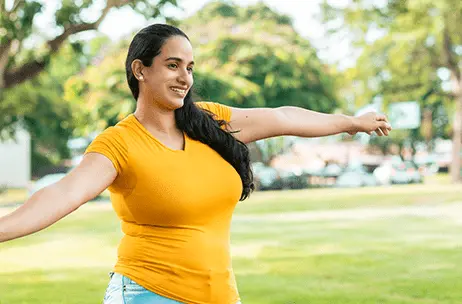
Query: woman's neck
[{"left": 134, "top": 97, "right": 179, "bottom": 137}]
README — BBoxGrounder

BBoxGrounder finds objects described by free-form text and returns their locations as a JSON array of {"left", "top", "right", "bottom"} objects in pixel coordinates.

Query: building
[{"left": 0, "top": 127, "right": 31, "bottom": 188}]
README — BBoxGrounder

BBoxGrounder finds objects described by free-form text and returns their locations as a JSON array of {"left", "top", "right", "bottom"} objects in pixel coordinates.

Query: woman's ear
[{"left": 131, "top": 59, "right": 144, "bottom": 81}]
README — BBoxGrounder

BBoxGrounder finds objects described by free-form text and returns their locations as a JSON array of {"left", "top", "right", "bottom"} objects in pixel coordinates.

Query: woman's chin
[
  {"left": 169, "top": 98, "right": 185, "bottom": 109},
  {"left": 152, "top": 96, "right": 185, "bottom": 110}
]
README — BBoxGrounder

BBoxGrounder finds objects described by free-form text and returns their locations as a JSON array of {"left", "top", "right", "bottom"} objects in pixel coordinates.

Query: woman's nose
[{"left": 177, "top": 71, "right": 191, "bottom": 85}]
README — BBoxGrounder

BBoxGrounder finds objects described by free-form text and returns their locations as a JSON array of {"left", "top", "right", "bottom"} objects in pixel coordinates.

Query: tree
[
  {"left": 182, "top": 2, "right": 338, "bottom": 112},
  {"left": 0, "top": 0, "right": 179, "bottom": 132},
  {"left": 2, "top": 43, "right": 93, "bottom": 175},
  {"left": 322, "top": 0, "right": 462, "bottom": 182}
]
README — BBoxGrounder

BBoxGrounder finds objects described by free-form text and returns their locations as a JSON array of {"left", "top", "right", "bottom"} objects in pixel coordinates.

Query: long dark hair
[{"left": 125, "top": 24, "right": 254, "bottom": 200}]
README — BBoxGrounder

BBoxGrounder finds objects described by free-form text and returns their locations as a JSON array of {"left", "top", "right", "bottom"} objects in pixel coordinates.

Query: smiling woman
[{"left": 0, "top": 23, "right": 391, "bottom": 304}]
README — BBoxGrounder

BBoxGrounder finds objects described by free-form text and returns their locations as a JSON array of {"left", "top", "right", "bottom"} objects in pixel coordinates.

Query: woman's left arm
[{"left": 228, "top": 106, "right": 392, "bottom": 144}]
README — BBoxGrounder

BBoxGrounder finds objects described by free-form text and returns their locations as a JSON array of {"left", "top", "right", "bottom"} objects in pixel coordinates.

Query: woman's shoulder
[
  {"left": 99, "top": 114, "right": 134, "bottom": 137},
  {"left": 195, "top": 101, "right": 232, "bottom": 122},
  {"left": 89, "top": 114, "right": 136, "bottom": 149},
  {"left": 195, "top": 100, "right": 224, "bottom": 108}
]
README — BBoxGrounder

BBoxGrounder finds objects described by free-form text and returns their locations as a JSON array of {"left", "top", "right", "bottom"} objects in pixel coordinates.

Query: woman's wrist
[{"left": 340, "top": 114, "right": 359, "bottom": 134}]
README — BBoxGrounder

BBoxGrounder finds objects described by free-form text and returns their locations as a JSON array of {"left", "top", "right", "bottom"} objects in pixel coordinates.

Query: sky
[
  {"left": 32, "top": 0, "right": 353, "bottom": 67},
  {"left": 98, "top": 0, "right": 352, "bottom": 65}
]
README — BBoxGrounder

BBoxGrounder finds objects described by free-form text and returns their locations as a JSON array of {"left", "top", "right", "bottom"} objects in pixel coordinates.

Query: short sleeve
[
  {"left": 84, "top": 126, "right": 128, "bottom": 175},
  {"left": 195, "top": 101, "right": 232, "bottom": 122}
]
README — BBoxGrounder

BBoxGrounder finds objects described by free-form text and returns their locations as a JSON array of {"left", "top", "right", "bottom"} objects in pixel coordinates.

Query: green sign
[{"left": 388, "top": 101, "right": 421, "bottom": 129}]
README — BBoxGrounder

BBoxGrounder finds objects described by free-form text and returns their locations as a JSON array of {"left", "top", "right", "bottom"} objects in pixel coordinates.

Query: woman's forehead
[{"left": 159, "top": 36, "right": 194, "bottom": 61}]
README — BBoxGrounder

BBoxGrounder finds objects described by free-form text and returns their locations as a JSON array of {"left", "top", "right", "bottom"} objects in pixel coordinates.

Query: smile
[{"left": 170, "top": 87, "right": 187, "bottom": 95}]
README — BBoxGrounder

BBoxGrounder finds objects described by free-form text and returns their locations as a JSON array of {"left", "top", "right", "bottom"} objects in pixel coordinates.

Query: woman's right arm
[{"left": 0, "top": 153, "right": 117, "bottom": 243}]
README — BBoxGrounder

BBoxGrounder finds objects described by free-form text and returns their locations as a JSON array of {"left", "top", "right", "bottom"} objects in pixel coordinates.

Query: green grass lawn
[{"left": 1, "top": 183, "right": 462, "bottom": 303}]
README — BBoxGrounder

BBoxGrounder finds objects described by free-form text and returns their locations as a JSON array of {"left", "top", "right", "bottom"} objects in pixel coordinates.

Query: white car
[{"left": 336, "top": 167, "right": 378, "bottom": 188}]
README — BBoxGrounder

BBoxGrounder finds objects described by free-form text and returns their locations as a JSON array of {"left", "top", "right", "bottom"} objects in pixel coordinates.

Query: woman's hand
[{"left": 348, "top": 112, "right": 392, "bottom": 136}]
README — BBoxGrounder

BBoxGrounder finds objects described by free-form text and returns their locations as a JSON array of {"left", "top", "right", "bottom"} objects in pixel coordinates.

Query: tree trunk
[{"left": 450, "top": 92, "right": 462, "bottom": 183}]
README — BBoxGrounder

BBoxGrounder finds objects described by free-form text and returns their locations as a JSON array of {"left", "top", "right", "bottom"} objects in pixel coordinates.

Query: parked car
[
  {"left": 413, "top": 154, "right": 439, "bottom": 175},
  {"left": 403, "top": 161, "right": 424, "bottom": 183},
  {"left": 336, "top": 164, "right": 377, "bottom": 188},
  {"left": 252, "top": 163, "right": 309, "bottom": 191},
  {"left": 251, "top": 162, "right": 284, "bottom": 191},
  {"left": 373, "top": 158, "right": 423, "bottom": 185},
  {"left": 320, "top": 163, "right": 343, "bottom": 177},
  {"left": 279, "top": 169, "right": 309, "bottom": 190}
]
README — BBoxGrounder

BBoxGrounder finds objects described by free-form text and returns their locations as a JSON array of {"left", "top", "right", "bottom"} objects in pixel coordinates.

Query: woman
[{"left": 0, "top": 24, "right": 391, "bottom": 304}]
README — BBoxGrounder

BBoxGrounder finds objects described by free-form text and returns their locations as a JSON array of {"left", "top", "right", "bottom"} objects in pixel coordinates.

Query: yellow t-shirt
[{"left": 85, "top": 102, "right": 243, "bottom": 304}]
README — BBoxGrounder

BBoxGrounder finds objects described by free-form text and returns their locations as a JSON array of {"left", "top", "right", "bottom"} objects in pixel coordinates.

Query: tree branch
[
  {"left": 2, "top": 0, "right": 117, "bottom": 89},
  {"left": 3, "top": 60, "right": 47, "bottom": 88},
  {"left": 0, "top": 40, "right": 12, "bottom": 88},
  {"left": 11, "top": 0, "right": 22, "bottom": 13}
]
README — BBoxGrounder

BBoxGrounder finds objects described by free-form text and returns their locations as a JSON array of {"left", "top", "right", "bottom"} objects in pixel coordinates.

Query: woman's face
[{"left": 141, "top": 35, "right": 194, "bottom": 110}]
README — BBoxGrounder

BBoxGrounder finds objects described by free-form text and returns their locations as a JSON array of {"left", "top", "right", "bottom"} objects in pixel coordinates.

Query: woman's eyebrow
[{"left": 165, "top": 57, "right": 195, "bottom": 65}]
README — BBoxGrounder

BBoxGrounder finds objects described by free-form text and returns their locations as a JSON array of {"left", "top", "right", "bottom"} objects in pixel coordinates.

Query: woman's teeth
[{"left": 170, "top": 87, "right": 186, "bottom": 94}]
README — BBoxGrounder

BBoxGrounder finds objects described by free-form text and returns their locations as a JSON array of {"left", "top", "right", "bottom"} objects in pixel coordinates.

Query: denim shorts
[{"left": 103, "top": 272, "right": 242, "bottom": 304}]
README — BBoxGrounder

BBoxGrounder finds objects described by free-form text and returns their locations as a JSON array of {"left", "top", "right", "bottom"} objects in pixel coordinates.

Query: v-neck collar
[{"left": 129, "top": 114, "right": 188, "bottom": 153}]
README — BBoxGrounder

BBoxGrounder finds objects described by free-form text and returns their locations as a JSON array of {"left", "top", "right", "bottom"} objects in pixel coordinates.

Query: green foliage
[
  {"left": 55, "top": 0, "right": 94, "bottom": 27},
  {"left": 2, "top": 44, "right": 87, "bottom": 175},
  {"left": 0, "top": 1, "right": 42, "bottom": 44},
  {"left": 64, "top": 43, "right": 135, "bottom": 136},
  {"left": 322, "top": 0, "right": 462, "bottom": 157},
  {"left": 127, "top": 0, "right": 179, "bottom": 19},
  {"left": 182, "top": 2, "right": 338, "bottom": 111},
  {"left": 196, "top": 1, "right": 239, "bottom": 19}
]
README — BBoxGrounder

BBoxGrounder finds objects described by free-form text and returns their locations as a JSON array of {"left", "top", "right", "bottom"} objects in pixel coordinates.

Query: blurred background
[{"left": 1, "top": 0, "right": 462, "bottom": 303}]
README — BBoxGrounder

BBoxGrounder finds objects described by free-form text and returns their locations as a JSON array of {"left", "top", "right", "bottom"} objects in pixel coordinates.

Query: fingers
[
  {"left": 362, "top": 113, "right": 393, "bottom": 136},
  {"left": 367, "top": 127, "right": 391, "bottom": 136},
  {"left": 376, "top": 114, "right": 392, "bottom": 129},
  {"left": 375, "top": 119, "right": 392, "bottom": 136},
  {"left": 376, "top": 114, "right": 388, "bottom": 122},
  {"left": 375, "top": 127, "right": 385, "bottom": 136},
  {"left": 372, "top": 122, "right": 391, "bottom": 137},
  {"left": 381, "top": 120, "right": 391, "bottom": 133}
]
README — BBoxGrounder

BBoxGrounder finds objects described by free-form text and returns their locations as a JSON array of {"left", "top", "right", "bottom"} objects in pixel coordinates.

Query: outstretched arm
[
  {"left": 0, "top": 153, "right": 117, "bottom": 243},
  {"left": 228, "top": 106, "right": 391, "bottom": 144}
]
